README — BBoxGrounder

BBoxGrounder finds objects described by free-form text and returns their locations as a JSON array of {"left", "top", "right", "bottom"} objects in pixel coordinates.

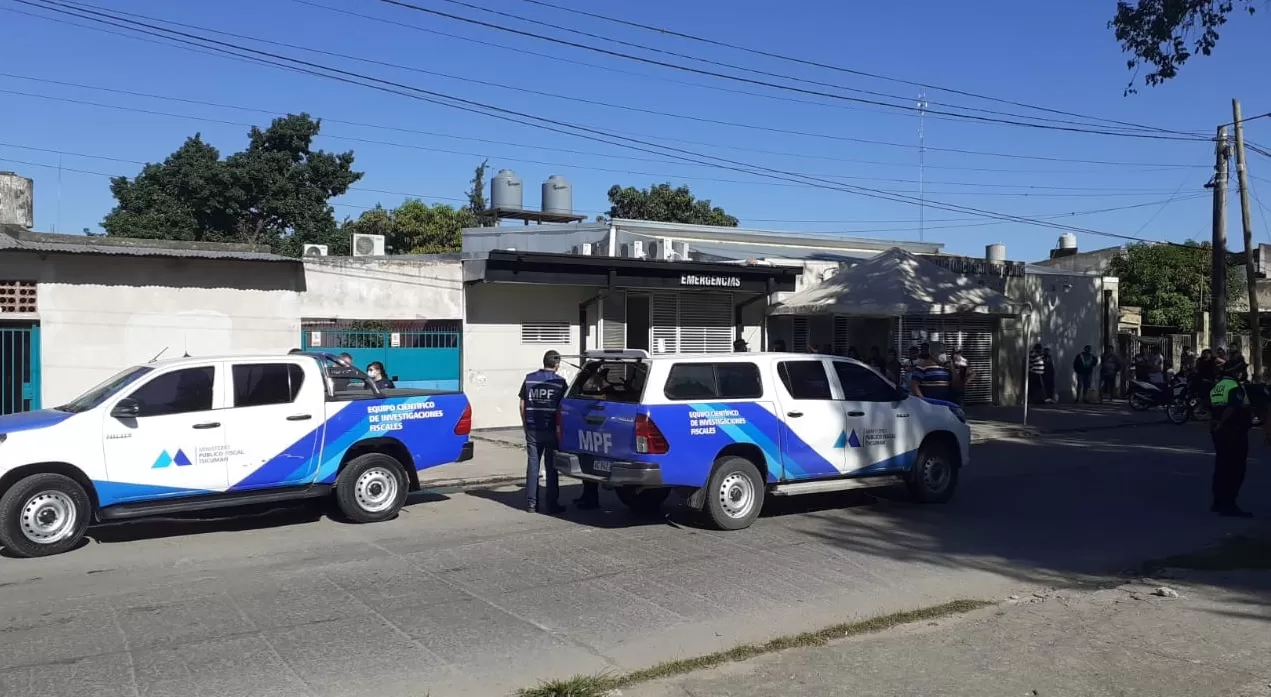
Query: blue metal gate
[
  {"left": 302, "top": 322, "right": 461, "bottom": 391},
  {"left": 0, "top": 324, "right": 40, "bottom": 414}
]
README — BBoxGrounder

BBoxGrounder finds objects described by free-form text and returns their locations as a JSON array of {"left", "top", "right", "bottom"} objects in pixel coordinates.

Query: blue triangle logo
[
  {"left": 152, "top": 450, "right": 172, "bottom": 469},
  {"left": 833, "top": 431, "right": 846, "bottom": 448},
  {"left": 847, "top": 430, "right": 862, "bottom": 448},
  {"left": 173, "top": 449, "right": 192, "bottom": 467}
]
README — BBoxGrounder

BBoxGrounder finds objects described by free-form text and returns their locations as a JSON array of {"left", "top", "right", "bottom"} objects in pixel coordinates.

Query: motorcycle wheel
[
  {"left": 1129, "top": 393, "right": 1153, "bottom": 411},
  {"left": 1165, "top": 400, "right": 1190, "bottom": 424}
]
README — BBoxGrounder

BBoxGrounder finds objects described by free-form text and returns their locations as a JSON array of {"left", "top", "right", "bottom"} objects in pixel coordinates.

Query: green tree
[
  {"left": 342, "top": 199, "right": 474, "bottom": 254},
  {"left": 1111, "top": 0, "right": 1257, "bottom": 91},
  {"left": 467, "top": 159, "right": 496, "bottom": 227},
  {"left": 102, "top": 114, "right": 361, "bottom": 255},
  {"left": 605, "top": 183, "right": 739, "bottom": 226},
  {"left": 1108, "top": 240, "right": 1247, "bottom": 332}
]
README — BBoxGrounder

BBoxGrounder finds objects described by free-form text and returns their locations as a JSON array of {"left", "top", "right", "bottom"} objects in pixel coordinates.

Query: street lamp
[{"left": 1021, "top": 303, "right": 1034, "bottom": 426}]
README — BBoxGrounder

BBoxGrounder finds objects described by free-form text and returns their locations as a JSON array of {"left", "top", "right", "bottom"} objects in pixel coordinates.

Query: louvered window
[
  {"left": 520, "top": 321, "right": 570, "bottom": 344},
  {"left": 650, "top": 293, "right": 733, "bottom": 354}
]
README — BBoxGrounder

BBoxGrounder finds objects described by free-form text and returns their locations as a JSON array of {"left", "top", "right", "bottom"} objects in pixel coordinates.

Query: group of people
[{"left": 1026, "top": 343, "right": 1126, "bottom": 404}]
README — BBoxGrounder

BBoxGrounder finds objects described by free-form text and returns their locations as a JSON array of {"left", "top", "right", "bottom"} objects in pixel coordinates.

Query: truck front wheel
[
  {"left": 615, "top": 486, "right": 670, "bottom": 515},
  {"left": 335, "top": 453, "right": 409, "bottom": 523},
  {"left": 906, "top": 440, "right": 959, "bottom": 504},
  {"left": 702, "top": 456, "right": 765, "bottom": 531},
  {"left": 0, "top": 473, "right": 92, "bottom": 558}
]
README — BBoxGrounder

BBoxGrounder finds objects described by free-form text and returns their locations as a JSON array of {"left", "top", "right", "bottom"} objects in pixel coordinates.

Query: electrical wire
[
  {"left": 372, "top": 0, "right": 1206, "bottom": 142},
  {"left": 14, "top": 0, "right": 1194, "bottom": 244},
  {"left": 514, "top": 0, "right": 1204, "bottom": 138}
]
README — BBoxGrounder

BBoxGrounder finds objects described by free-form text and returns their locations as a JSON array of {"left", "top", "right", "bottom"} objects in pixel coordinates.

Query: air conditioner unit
[
  {"left": 351, "top": 233, "right": 386, "bottom": 257},
  {"left": 579, "top": 242, "right": 593, "bottom": 255},
  {"left": 671, "top": 241, "right": 691, "bottom": 261},
  {"left": 303, "top": 244, "right": 329, "bottom": 257},
  {"left": 631, "top": 240, "right": 645, "bottom": 259}
]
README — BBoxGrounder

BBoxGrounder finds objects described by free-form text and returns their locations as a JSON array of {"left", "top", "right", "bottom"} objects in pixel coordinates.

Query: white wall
[
  {"left": 0, "top": 251, "right": 304, "bottom": 407},
  {"left": 464, "top": 283, "right": 589, "bottom": 430},
  {"left": 300, "top": 257, "right": 463, "bottom": 320},
  {"left": 998, "top": 273, "right": 1119, "bottom": 403}
]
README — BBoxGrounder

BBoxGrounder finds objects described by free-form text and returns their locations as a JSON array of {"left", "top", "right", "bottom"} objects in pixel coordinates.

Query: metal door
[{"left": 0, "top": 323, "right": 40, "bottom": 414}]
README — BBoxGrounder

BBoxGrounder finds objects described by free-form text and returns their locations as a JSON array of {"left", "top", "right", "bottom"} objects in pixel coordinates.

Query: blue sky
[{"left": 0, "top": 0, "right": 1268, "bottom": 261}]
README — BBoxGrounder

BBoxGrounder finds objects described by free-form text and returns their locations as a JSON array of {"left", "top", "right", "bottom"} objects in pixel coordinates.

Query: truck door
[
  {"left": 830, "top": 360, "right": 912, "bottom": 475},
  {"left": 101, "top": 364, "right": 228, "bottom": 502},
  {"left": 773, "top": 359, "right": 848, "bottom": 480},
  {"left": 221, "top": 361, "right": 322, "bottom": 491}
]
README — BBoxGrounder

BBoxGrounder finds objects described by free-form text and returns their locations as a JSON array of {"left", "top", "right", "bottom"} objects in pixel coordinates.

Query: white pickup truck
[{"left": 0, "top": 352, "right": 474, "bottom": 557}]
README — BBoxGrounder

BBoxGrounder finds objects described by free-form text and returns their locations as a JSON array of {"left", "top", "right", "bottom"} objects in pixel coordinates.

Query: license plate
[{"left": 593, "top": 460, "right": 613, "bottom": 473}]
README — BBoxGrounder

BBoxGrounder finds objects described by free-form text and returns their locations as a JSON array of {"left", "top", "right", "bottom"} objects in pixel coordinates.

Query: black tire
[
  {"left": 1128, "top": 393, "right": 1152, "bottom": 411},
  {"left": 1165, "top": 399, "right": 1190, "bottom": 425},
  {"left": 615, "top": 486, "right": 670, "bottom": 514},
  {"left": 701, "top": 456, "right": 765, "bottom": 531},
  {"left": 906, "top": 439, "right": 959, "bottom": 504},
  {"left": 335, "top": 453, "right": 409, "bottom": 523},
  {"left": 0, "top": 473, "right": 92, "bottom": 558}
]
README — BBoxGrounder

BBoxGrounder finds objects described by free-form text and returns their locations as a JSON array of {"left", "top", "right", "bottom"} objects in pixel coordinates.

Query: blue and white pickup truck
[
  {"left": 0, "top": 352, "right": 474, "bottom": 557},
  {"left": 555, "top": 350, "right": 970, "bottom": 530}
]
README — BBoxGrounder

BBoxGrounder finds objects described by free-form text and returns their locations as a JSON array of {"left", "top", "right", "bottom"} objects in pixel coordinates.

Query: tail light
[
  {"left": 555, "top": 408, "right": 563, "bottom": 442},
  {"left": 454, "top": 403, "right": 472, "bottom": 435},
  {"left": 634, "top": 413, "right": 669, "bottom": 455}
]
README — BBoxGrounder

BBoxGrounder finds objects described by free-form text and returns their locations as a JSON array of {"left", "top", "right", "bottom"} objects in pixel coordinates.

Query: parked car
[{"left": 0, "top": 352, "right": 473, "bottom": 557}]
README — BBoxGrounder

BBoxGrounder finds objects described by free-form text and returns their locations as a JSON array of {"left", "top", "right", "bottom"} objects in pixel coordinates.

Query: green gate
[
  {"left": 0, "top": 324, "right": 40, "bottom": 414},
  {"left": 302, "top": 322, "right": 461, "bottom": 390}
]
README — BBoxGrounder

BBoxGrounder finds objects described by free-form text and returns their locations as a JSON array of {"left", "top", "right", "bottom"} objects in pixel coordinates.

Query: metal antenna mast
[{"left": 918, "top": 91, "right": 928, "bottom": 242}]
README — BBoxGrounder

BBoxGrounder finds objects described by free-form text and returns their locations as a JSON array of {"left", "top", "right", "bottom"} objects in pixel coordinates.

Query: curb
[{"left": 417, "top": 473, "right": 523, "bottom": 491}]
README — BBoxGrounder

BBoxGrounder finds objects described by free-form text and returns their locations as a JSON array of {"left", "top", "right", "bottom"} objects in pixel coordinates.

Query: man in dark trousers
[
  {"left": 519, "top": 350, "right": 568, "bottom": 514},
  {"left": 1207, "top": 353, "right": 1254, "bottom": 518}
]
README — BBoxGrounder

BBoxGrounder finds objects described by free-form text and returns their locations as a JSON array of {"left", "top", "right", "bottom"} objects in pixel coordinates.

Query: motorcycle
[
  {"left": 1128, "top": 373, "right": 1192, "bottom": 424},
  {"left": 1163, "top": 374, "right": 1211, "bottom": 424}
]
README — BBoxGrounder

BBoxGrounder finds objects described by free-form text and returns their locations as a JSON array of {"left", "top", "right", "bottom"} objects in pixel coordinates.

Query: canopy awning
[{"left": 768, "top": 247, "right": 1021, "bottom": 317}]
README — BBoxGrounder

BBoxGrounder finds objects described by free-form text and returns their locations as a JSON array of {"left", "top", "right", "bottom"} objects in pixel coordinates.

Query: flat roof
[{"left": 0, "top": 225, "right": 296, "bottom": 263}]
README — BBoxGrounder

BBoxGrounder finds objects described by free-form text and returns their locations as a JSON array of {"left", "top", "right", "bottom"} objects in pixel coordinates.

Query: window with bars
[
  {"left": 792, "top": 317, "right": 810, "bottom": 352},
  {"left": 650, "top": 293, "right": 733, "bottom": 354},
  {"left": 520, "top": 321, "right": 570, "bottom": 344}
]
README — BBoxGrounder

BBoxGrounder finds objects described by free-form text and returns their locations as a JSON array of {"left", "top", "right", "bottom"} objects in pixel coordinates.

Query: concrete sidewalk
[{"left": 627, "top": 570, "right": 1271, "bottom": 697}]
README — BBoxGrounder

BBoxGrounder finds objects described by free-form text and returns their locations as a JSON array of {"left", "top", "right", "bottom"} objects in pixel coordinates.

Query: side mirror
[{"left": 110, "top": 398, "right": 140, "bottom": 419}]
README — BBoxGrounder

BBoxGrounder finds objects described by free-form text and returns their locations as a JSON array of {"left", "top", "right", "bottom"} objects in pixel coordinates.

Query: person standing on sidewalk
[
  {"left": 1072, "top": 345, "right": 1098, "bottom": 403},
  {"left": 1207, "top": 353, "right": 1254, "bottom": 518},
  {"left": 519, "top": 350, "right": 568, "bottom": 515},
  {"left": 1099, "top": 345, "right": 1121, "bottom": 401}
]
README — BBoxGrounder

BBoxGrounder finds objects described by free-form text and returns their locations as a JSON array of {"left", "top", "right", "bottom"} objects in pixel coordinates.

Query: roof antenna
[
  {"left": 149, "top": 347, "right": 169, "bottom": 363},
  {"left": 182, "top": 336, "right": 190, "bottom": 358}
]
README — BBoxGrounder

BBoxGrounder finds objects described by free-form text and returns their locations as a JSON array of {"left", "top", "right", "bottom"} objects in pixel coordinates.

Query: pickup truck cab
[
  {"left": 0, "top": 352, "right": 474, "bottom": 557},
  {"left": 555, "top": 350, "right": 969, "bottom": 530}
]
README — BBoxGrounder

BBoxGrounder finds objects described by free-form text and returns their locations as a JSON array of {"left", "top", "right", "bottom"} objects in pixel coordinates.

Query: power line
[
  {"left": 514, "top": 0, "right": 1204, "bottom": 139},
  {"left": 1, "top": 152, "right": 1210, "bottom": 233},
  {"left": 422, "top": 0, "right": 1176, "bottom": 136},
  {"left": 4, "top": 5, "right": 1207, "bottom": 170},
  {"left": 371, "top": 0, "right": 1206, "bottom": 142},
  {"left": 16, "top": 0, "right": 1189, "bottom": 244}
]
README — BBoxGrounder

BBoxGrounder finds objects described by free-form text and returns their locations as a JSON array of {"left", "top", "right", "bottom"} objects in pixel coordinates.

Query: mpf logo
[
  {"left": 577, "top": 430, "right": 612, "bottom": 454},
  {"left": 152, "top": 449, "right": 193, "bottom": 468}
]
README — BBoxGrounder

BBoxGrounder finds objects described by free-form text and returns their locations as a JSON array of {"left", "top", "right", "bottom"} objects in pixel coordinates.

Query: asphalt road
[{"left": 1, "top": 423, "right": 1267, "bottom": 697}]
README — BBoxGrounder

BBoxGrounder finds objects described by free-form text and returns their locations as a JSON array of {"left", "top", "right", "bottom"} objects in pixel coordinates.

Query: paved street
[{"left": 1, "top": 424, "right": 1267, "bottom": 697}]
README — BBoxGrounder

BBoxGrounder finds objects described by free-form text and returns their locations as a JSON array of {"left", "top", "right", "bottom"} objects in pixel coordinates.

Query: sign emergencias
[{"left": 680, "top": 274, "right": 742, "bottom": 288}]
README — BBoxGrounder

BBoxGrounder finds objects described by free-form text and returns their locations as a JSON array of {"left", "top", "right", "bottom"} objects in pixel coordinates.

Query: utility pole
[
  {"left": 1232, "top": 99, "right": 1263, "bottom": 379},
  {"left": 917, "top": 91, "right": 927, "bottom": 243},
  {"left": 1212, "top": 125, "right": 1230, "bottom": 351}
]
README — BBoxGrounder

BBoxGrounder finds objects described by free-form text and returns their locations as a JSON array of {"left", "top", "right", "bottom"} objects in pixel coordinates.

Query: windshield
[
  {"left": 55, "top": 365, "right": 154, "bottom": 413},
  {"left": 567, "top": 360, "right": 648, "bottom": 403}
]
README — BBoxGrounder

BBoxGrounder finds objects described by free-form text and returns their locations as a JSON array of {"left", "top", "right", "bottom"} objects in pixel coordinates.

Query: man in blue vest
[
  {"left": 519, "top": 350, "right": 568, "bottom": 514},
  {"left": 1207, "top": 353, "right": 1253, "bottom": 518}
]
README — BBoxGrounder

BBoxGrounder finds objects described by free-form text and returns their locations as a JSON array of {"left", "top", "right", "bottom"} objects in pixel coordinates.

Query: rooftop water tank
[
  {"left": 986, "top": 243, "right": 1007, "bottom": 262},
  {"left": 0, "top": 172, "right": 34, "bottom": 229},
  {"left": 542, "top": 174, "right": 572, "bottom": 215},
  {"left": 491, "top": 169, "right": 523, "bottom": 211},
  {"left": 1057, "top": 232, "right": 1077, "bottom": 250}
]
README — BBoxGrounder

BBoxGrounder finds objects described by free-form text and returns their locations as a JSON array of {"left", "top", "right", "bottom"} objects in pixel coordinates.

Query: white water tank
[
  {"left": 0, "top": 172, "right": 34, "bottom": 229},
  {"left": 1057, "top": 233, "right": 1077, "bottom": 250},
  {"left": 541, "top": 174, "right": 572, "bottom": 215},
  {"left": 986, "top": 243, "right": 1007, "bottom": 262}
]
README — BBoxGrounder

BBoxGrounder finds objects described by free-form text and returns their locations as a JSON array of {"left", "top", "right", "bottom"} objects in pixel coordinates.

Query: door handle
[
  {"left": 286, "top": 414, "right": 313, "bottom": 421},
  {"left": 847, "top": 411, "right": 865, "bottom": 417},
  {"left": 192, "top": 422, "right": 221, "bottom": 429},
  {"left": 786, "top": 410, "right": 803, "bottom": 417}
]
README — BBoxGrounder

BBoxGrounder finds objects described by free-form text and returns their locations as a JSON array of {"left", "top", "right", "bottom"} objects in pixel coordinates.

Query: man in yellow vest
[{"left": 1208, "top": 353, "right": 1254, "bottom": 517}]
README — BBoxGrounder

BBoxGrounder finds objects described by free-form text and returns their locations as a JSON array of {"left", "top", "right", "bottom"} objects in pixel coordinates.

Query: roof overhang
[{"left": 466, "top": 249, "right": 800, "bottom": 293}]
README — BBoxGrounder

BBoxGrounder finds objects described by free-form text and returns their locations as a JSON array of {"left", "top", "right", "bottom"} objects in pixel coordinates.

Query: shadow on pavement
[{"left": 82, "top": 491, "right": 448, "bottom": 546}]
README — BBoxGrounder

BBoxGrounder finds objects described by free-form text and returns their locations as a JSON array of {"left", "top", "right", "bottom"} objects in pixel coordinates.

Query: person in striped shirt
[{"left": 909, "top": 345, "right": 953, "bottom": 402}]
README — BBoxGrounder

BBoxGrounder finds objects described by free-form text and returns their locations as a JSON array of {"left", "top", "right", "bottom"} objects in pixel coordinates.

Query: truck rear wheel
[
  {"left": 702, "top": 456, "right": 764, "bottom": 531},
  {"left": 906, "top": 439, "right": 959, "bottom": 504},
  {"left": 335, "top": 453, "right": 409, "bottom": 523},
  {"left": 0, "top": 473, "right": 92, "bottom": 558},
  {"left": 615, "top": 486, "right": 670, "bottom": 515}
]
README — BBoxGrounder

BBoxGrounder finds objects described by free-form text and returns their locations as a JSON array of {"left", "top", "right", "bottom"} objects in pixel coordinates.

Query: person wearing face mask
[{"left": 366, "top": 361, "right": 395, "bottom": 390}]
